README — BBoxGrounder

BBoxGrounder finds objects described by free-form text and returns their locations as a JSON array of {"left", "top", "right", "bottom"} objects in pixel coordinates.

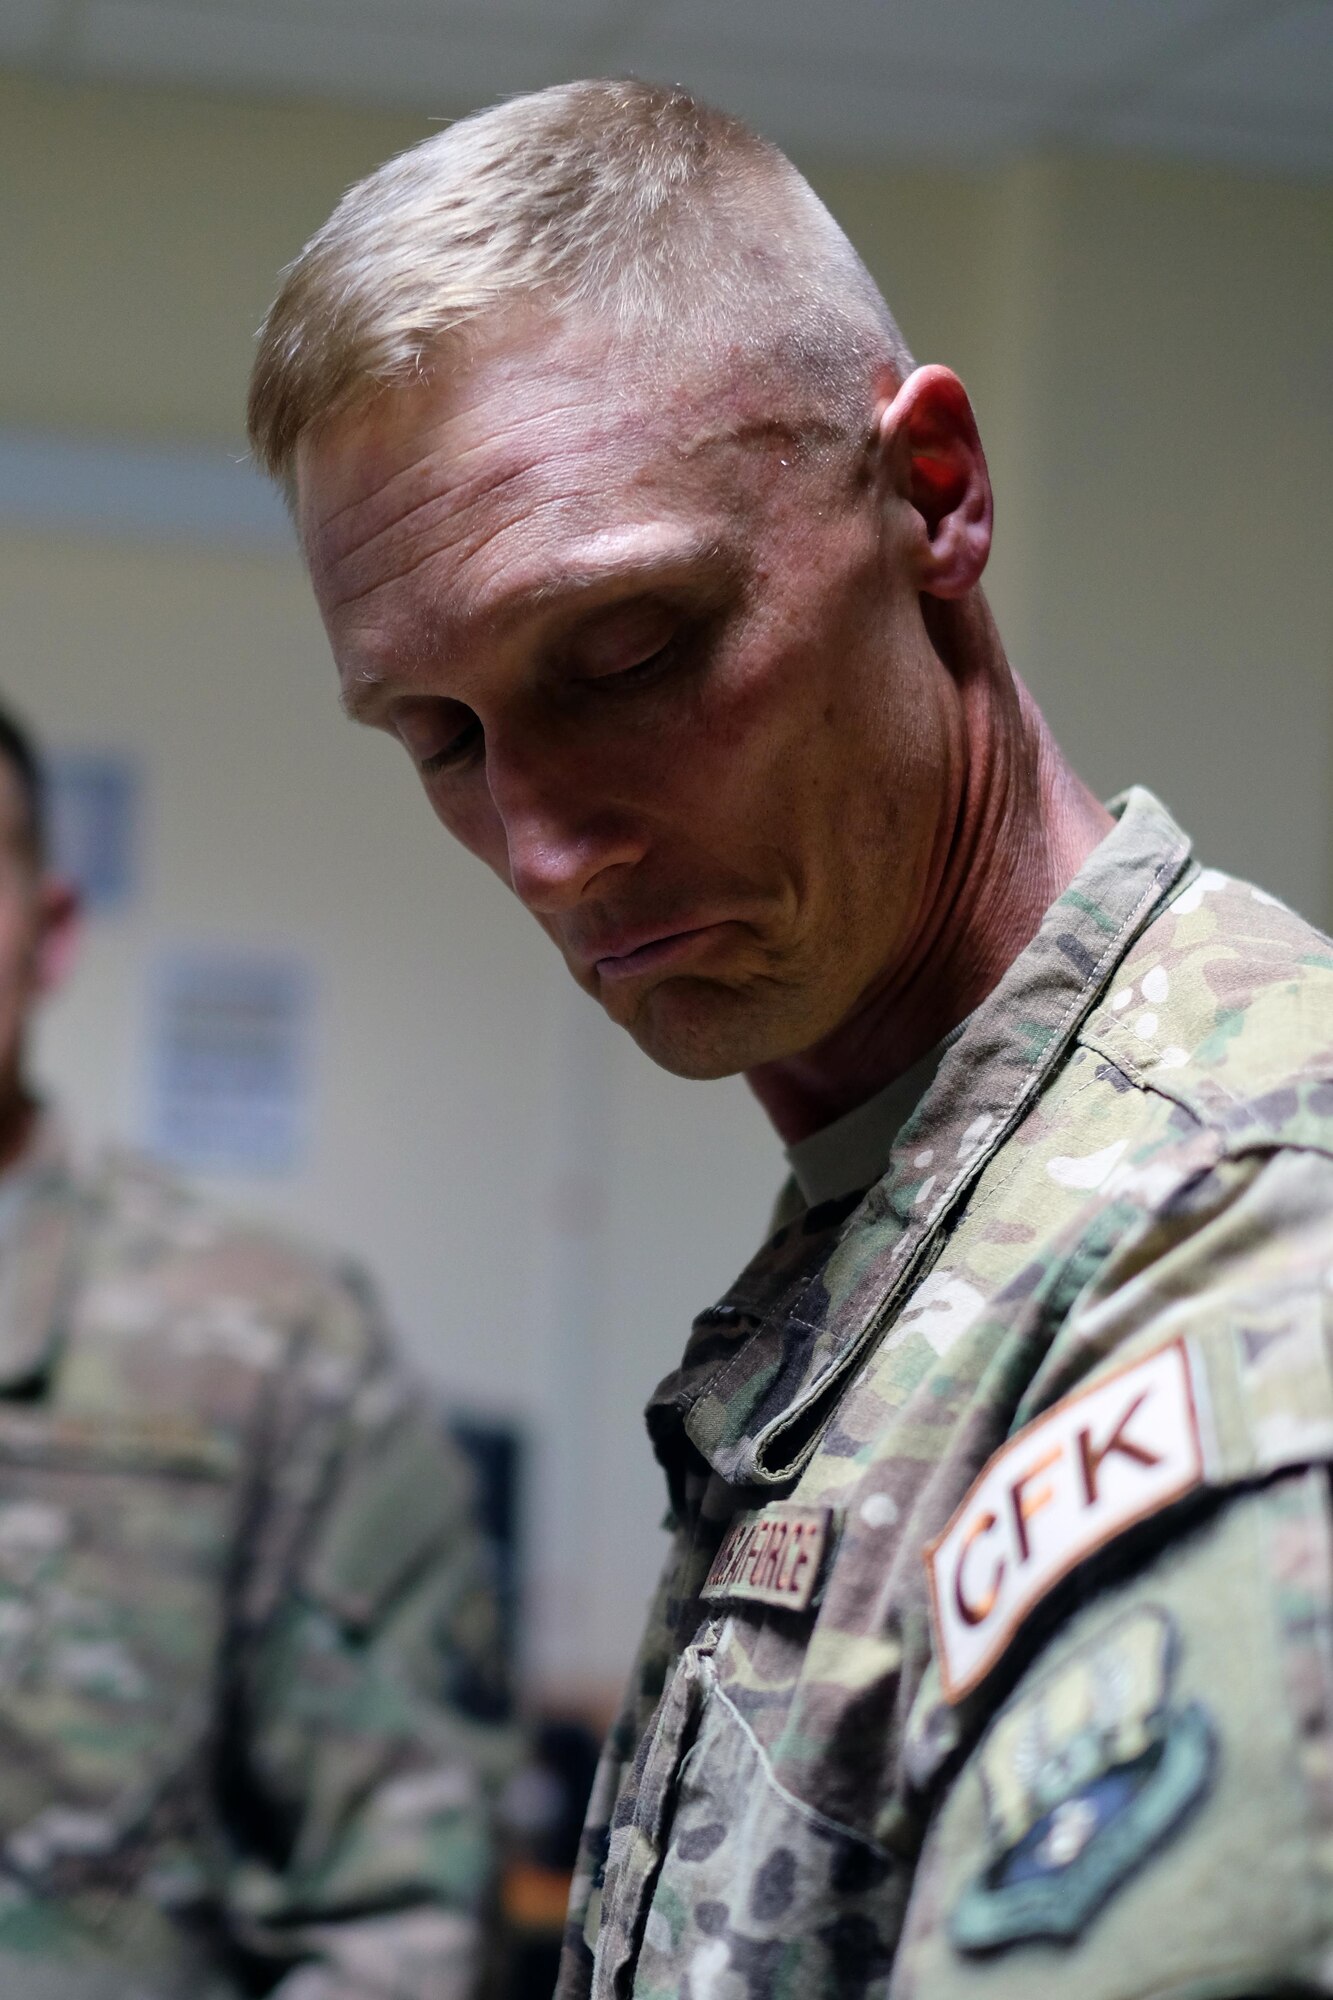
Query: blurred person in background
[
  {"left": 251, "top": 80, "right": 1333, "bottom": 2000},
  {"left": 0, "top": 694, "right": 514, "bottom": 1999}
]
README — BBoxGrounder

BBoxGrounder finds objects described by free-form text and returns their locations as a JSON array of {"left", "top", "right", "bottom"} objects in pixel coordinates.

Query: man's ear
[
  {"left": 874, "top": 365, "right": 993, "bottom": 600},
  {"left": 33, "top": 875, "right": 82, "bottom": 998}
]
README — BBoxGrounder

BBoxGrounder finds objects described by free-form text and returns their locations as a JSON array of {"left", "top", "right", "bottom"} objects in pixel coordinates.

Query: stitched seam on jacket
[
  {"left": 1085, "top": 1038, "right": 1333, "bottom": 1163},
  {"left": 1080, "top": 1026, "right": 1244, "bottom": 1110},
  {"left": 708, "top": 1677, "right": 893, "bottom": 1860}
]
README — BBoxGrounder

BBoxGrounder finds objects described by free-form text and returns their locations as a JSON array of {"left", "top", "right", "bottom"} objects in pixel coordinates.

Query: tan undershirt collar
[{"left": 785, "top": 1017, "right": 971, "bottom": 1211}]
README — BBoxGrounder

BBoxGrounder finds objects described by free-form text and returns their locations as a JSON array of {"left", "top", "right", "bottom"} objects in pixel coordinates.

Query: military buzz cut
[{"left": 247, "top": 76, "right": 914, "bottom": 486}]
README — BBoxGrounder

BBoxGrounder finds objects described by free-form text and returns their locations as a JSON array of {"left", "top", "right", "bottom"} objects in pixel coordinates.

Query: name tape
[
  {"left": 703, "top": 1503, "right": 834, "bottom": 1613},
  {"left": 925, "top": 1341, "right": 1204, "bottom": 1702}
]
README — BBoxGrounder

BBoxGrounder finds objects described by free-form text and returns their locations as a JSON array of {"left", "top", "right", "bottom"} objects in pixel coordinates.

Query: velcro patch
[
  {"left": 925, "top": 1342, "right": 1204, "bottom": 1702},
  {"left": 702, "top": 1503, "right": 834, "bottom": 1612}
]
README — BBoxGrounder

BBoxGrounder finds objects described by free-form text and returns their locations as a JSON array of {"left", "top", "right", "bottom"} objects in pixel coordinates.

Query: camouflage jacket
[
  {"left": 559, "top": 787, "right": 1333, "bottom": 2000},
  {"left": 0, "top": 1130, "right": 514, "bottom": 1999}
]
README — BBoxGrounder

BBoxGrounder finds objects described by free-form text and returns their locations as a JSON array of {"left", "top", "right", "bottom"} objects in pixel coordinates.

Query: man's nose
[{"left": 488, "top": 742, "right": 646, "bottom": 914}]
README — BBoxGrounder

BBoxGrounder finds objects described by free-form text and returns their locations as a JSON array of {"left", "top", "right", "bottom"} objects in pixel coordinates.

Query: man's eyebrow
[
  {"left": 339, "top": 673, "right": 393, "bottom": 724},
  {"left": 493, "top": 532, "right": 737, "bottom": 620},
  {"left": 337, "top": 532, "right": 738, "bottom": 724}
]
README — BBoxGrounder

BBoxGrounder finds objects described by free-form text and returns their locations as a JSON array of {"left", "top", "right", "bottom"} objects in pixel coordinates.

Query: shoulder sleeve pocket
[{"left": 893, "top": 1467, "right": 1333, "bottom": 2000}]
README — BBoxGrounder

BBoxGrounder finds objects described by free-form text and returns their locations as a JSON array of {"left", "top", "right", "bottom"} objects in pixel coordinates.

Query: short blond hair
[{"left": 247, "top": 78, "right": 913, "bottom": 480}]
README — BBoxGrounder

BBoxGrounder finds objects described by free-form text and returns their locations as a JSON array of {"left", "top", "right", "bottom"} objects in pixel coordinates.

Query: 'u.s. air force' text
[{"left": 702, "top": 1503, "right": 833, "bottom": 1612}]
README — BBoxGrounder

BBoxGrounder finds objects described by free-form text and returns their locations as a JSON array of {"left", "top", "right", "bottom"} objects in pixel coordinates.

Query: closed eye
[
  {"left": 419, "top": 713, "right": 484, "bottom": 774},
  {"left": 564, "top": 596, "right": 693, "bottom": 691},
  {"left": 584, "top": 636, "right": 682, "bottom": 691}
]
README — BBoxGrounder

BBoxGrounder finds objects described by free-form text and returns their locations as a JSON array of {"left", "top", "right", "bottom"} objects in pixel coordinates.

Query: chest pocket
[
  {"left": 0, "top": 1406, "right": 240, "bottom": 1879},
  {"left": 593, "top": 1503, "right": 913, "bottom": 2000},
  {"left": 613, "top": 1649, "right": 912, "bottom": 2000}
]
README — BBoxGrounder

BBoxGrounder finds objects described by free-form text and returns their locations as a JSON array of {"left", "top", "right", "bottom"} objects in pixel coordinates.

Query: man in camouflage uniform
[
  {"left": 249, "top": 77, "right": 1333, "bottom": 1999},
  {"left": 0, "top": 699, "right": 514, "bottom": 1997}
]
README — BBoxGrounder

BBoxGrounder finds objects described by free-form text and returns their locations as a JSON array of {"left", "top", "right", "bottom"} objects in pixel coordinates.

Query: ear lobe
[{"left": 876, "top": 364, "right": 993, "bottom": 601}]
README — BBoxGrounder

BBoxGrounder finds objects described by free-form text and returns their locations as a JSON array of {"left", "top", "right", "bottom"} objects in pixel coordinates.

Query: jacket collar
[{"left": 646, "top": 788, "right": 1194, "bottom": 1494}]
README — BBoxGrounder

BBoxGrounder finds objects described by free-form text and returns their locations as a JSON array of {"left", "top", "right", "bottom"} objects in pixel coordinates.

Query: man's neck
[{"left": 747, "top": 597, "right": 1113, "bottom": 1143}]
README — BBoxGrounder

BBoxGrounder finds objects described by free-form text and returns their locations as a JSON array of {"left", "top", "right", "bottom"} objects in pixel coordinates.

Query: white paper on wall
[{"left": 147, "top": 949, "right": 312, "bottom": 1175}]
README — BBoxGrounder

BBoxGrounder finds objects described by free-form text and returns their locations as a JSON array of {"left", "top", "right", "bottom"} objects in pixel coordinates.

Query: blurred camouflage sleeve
[{"left": 214, "top": 1268, "right": 518, "bottom": 2000}]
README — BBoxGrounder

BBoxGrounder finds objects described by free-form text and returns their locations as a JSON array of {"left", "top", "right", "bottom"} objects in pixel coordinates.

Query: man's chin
[
  {"left": 602, "top": 978, "right": 777, "bottom": 1081},
  {"left": 626, "top": 1027, "right": 749, "bottom": 1081}
]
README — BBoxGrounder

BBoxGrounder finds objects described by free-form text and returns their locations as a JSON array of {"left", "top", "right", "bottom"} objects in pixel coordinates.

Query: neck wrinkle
[{"left": 748, "top": 596, "right": 1110, "bottom": 1143}]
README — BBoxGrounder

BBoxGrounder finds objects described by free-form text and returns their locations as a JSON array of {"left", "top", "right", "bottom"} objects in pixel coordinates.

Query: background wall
[{"left": 1, "top": 68, "right": 1329, "bottom": 1706}]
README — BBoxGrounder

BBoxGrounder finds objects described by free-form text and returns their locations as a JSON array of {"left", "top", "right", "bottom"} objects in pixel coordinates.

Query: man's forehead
[
  {"left": 301, "top": 325, "right": 677, "bottom": 522},
  {"left": 304, "top": 390, "right": 601, "bottom": 568},
  {"left": 302, "top": 422, "right": 703, "bottom": 663},
  {"left": 295, "top": 314, "right": 830, "bottom": 562}
]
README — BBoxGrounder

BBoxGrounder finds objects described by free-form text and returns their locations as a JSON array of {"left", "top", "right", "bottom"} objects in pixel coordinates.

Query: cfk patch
[
  {"left": 950, "top": 1606, "right": 1215, "bottom": 1953},
  {"left": 925, "top": 1341, "right": 1204, "bottom": 1700}
]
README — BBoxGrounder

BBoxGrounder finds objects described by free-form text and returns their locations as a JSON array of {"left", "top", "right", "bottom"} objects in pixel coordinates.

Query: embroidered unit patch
[
  {"left": 701, "top": 1503, "right": 834, "bottom": 1612},
  {"left": 925, "top": 1341, "right": 1205, "bottom": 1700},
  {"left": 950, "top": 1606, "right": 1215, "bottom": 1952}
]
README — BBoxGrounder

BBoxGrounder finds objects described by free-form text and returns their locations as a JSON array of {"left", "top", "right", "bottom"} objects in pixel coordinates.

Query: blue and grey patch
[{"left": 950, "top": 1607, "right": 1215, "bottom": 1953}]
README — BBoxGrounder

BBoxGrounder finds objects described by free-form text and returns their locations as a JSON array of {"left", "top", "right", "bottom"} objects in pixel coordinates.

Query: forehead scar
[{"left": 676, "top": 413, "right": 855, "bottom": 460}]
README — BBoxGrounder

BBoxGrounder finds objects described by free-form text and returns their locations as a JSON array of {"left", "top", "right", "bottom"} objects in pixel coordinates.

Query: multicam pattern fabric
[
  {"left": 0, "top": 1130, "right": 514, "bottom": 1999},
  {"left": 557, "top": 787, "right": 1333, "bottom": 1999}
]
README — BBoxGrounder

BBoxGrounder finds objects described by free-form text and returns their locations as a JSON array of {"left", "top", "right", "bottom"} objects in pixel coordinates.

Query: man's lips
[{"left": 583, "top": 921, "right": 734, "bottom": 983}]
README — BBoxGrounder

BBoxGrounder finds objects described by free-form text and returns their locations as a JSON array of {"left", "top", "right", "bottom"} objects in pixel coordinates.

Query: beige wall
[
  {"left": 2, "top": 69, "right": 1330, "bottom": 1698},
  {"left": 975, "top": 156, "right": 1333, "bottom": 919},
  {"left": 0, "top": 73, "right": 423, "bottom": 445}
]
